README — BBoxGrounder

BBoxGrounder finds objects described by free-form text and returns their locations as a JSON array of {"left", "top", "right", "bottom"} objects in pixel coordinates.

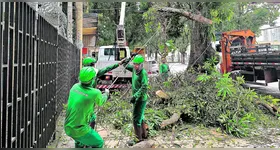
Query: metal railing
[{"left": 0, "top": 2, "right": 80, "bottom": 148}]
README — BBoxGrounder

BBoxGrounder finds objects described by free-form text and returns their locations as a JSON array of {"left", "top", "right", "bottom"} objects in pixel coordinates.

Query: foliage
[
  {"left": 94, "top": 2, "right": 280, "bottom": 139},
  {"left": 146, "top": 58, "right": 280, "bottom": 138},
  {"left": 211, "top": 2, "right": 280, "bottom": 36},
  {"left": 90, "top": 2, "right": 150, "bottom": 48}
]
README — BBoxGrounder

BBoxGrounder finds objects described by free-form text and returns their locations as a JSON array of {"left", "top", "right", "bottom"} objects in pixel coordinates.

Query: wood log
[
  {"left": 160, "top": 113, "right": 181, "bottom": 128},
  {"left": 131, "top": 140, "right": 156, "bottom": 148},
  {"left": 157, "top": 7, "right": 212, "bottom": 25},
  {"left": 272, "top": 105, "right": 279, "bottom": 112},
  {"left": 156, "top": 90, "right": 170, "bottom": 99},
  {"left": 256, "top": 101, "right": 277, "bottom": 116}
]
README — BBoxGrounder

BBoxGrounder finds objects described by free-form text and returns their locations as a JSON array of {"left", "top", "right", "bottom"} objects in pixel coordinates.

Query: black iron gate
[{"left": 0, "top": 2, "right": 80, "bottom": 148}]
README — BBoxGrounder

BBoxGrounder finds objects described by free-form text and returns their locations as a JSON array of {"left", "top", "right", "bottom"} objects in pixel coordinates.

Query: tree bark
[
  {"left": 75, "top": 2, "right": 83, "bottom": 69},
  {"left": 181, "top": 52, "right": 185, "bottom": 64},
  {"left": 160, "top": 113, "right": 181, "bottom": 128},
  {"left": 155, "top": 50, "right": 158, "bottom": 61},
  {"left": 256, "top": 101, "right": 278, "bottom": 116},
  {"left": 177, "top": 51, "right": 180, "bottom": 63},
  {"left": 187, "top": 3, "right": 215, "bottom": 70},
  {"left": 157, "top": 7, "right": 212, "bottom": 25}
]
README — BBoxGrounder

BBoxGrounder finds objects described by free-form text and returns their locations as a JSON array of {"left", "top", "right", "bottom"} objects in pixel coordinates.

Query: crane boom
[
  {"left": 116, "top": 2, "right": 126, "bottom": 46},
  {"left": 119, "top": 2, "right": 126, "bottom": 26}
]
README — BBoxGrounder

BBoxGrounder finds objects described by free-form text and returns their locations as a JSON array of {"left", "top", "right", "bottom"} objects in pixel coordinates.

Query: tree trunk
[
  {"left": 75, "top": 2, "right": 83, "bottom": 69},
  {"left": 177, "top": 51, "right": 180, "bottom": 63},
  {"left": 155, "top": 50, "right": 158, "bottom": 61},
  {"left": 162, "top": 18, "right": 168, "bottom": 60},
  {"left": 181, "top": 52, "right": 185, "bottom": 64},
  {"left": 187, "top": 3, "right": 215, "bottom": 70}
]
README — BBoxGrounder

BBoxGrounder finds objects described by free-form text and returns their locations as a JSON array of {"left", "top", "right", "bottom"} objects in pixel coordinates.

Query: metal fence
[{"left": 0, "top": 2, "right": 80, "bottom": 148}]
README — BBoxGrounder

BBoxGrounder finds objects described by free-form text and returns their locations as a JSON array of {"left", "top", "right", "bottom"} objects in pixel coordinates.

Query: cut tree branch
[
  {"left": 156, "top": 7, "right": 212, "bottom": 25},
  {"left": 160, "top": 113, "right": 181, "bottom": 128},
  {"left": 256, "top": 101, "right": 278, "bottom": 116}
]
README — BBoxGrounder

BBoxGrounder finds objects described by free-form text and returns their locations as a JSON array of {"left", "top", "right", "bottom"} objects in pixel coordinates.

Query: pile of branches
[{"left": 98, "top": 59, "right": 280, "bottom": 139}]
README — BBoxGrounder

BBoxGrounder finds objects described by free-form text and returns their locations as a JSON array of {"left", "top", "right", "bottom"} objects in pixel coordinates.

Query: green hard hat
[
  {"left": 79, "top": 67, "right": 96, "bottom": 84},
  {"left": 83, "top": 57, "right": 97, "bottom": 66},
  {"left": 132, "top": 55, "right": 144, "bottom": 64}
]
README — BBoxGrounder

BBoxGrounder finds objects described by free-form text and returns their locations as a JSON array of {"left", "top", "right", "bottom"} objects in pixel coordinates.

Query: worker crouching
[
  {"left": 122, "top": 55, "right": 148, "bottom": 146},
  {"left": 64, "top": 67, "right": 110, "bottom": 148}
]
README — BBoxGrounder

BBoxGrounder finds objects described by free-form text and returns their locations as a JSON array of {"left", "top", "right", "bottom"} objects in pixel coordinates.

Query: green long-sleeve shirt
[
  {"left": 160, "top": 63, "right": 169, "bottom": 74},
  {"left": 91, "top": 63, "right": 119, "bottom": 88},
  {"left": 64, "top": 83, "right": 108, "bottom": 138},
  {"left": 125, "top": 64, "right": 148, "bottom": 101}
]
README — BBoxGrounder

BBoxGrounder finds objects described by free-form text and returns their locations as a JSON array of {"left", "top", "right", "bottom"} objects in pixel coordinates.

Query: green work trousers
[
  {"left": 74, "top": 128, "right": 104, "bottom": 148},
  {"left": 133, "top": 100, "right": 147, "bottom": 126},
  {"left": 160, "top": 73, "right": 169, "bottom": 81}
]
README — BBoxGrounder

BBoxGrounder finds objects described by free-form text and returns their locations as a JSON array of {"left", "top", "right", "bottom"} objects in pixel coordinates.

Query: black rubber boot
[
  {"left": 141, "top": 121, "right": 148, "bottom": 139},
  {"left": 127, "top": 123, "right": 143, "bottom": 146}
]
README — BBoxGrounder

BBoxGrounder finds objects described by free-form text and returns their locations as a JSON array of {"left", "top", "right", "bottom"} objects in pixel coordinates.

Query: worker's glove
[
  {"left": 119, "top": 58, "right": 127, "bottom": 65},
  {"left": 130, "top": 96, "right": 136, "bottom": 104},
  {"left": 104, "top": 88, "right": 110, "bottom": 96},
  {"left": 130, "top": 53, "right": 138, "bottom": 58},
  {"left": 122, "top": 58, "right": 131, "bottom": 66}
]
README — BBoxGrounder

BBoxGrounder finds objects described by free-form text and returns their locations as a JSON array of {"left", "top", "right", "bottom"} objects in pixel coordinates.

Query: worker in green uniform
[
  {"left": 64, "top": 67, "right": 109, "bottom": 148},
  {"left": 159, "top": 58, "right": 170, "bottom": 81},
  {"left": 82, "top": 57, "right": 125, "bottom": 129},
  {"left": 122, "top": 55, "right": 148, "bottom": 146}
]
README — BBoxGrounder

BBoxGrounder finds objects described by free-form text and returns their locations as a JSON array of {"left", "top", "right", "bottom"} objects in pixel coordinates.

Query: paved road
[{"left": 244, "top": 80, "right": 280, "bottom": 98}]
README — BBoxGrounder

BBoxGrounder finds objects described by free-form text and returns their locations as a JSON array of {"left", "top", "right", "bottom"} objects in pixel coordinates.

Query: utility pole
[
  {"left": 114, "top": 2, "right": 118, "bottom": 60},
  {"left": 75, "top": 2, "right": 83, "bottom": 69}
]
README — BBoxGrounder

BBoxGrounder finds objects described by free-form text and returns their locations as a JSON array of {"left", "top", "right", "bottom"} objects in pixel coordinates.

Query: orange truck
[{"left": 217, "top": 29, "right": 280, "bottom": 90}]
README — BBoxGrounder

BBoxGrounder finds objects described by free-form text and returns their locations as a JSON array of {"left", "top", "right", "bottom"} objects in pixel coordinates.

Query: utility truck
[{"left": 95, "top": 2, "right": 155, "bottom": 89}]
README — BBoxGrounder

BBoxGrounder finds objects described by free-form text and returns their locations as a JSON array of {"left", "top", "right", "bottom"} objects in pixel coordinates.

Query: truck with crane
[
  {"left": 217, "top": 29, "right": 280, "bottom": 90},
  {"left": 95, "top": 2, "right": 155, "bottom": 89}
]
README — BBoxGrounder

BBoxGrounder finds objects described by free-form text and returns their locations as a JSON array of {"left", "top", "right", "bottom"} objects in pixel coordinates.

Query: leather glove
[
  {"left": 122, "top": 58, "right": 131, "bottom": 66},
  {"left": 130, "top": 96, "right": 136, "bottom": 104},
  {"left": 130, "top": 53, "right": 138, "bottom": 58},
  {"left": 119, "top": 58, "right": 127, "bottom": 65}
]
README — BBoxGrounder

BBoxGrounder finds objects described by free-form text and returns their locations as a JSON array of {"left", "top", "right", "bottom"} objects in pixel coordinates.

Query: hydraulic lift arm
[{"left": 116, "top": 2, "right": 126, "bottom": 46}]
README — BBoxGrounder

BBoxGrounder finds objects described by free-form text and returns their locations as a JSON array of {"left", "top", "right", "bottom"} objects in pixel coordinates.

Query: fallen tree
[
  {"left": 156, "top": 7, "right": 212, "bottom": 25},
  {"left": 99, "top": 58, "right": 280, "bottom": 143}
]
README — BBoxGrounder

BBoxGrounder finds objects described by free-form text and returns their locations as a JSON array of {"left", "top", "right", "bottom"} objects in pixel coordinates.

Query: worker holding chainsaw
[
  {"left": 122, "top": 54, "right": 149, "bottom": 146},
  {"left": 82, "top": 56, "right": 126, "bottom": 130},
  {"left": 64, "top": 67, "right": 109, "bottom": 148},
  {"left": 159, "top": 58, "right": 170, "bottom": 81}
]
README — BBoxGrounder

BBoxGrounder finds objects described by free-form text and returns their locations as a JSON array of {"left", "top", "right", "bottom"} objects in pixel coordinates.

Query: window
[
  {"left": 102, "top": 48, "right": 127, "bottom": 61},
  {"left": 104, "top": 48, "right": 115, "bottom": 56}
]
